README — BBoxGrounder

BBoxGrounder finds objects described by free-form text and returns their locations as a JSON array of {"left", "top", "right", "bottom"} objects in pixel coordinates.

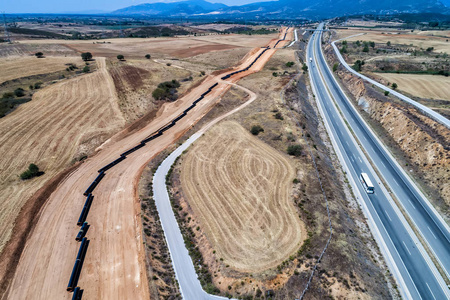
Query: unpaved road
[{"left": 6, "top": 29, "right": 290, "bottom": 300}]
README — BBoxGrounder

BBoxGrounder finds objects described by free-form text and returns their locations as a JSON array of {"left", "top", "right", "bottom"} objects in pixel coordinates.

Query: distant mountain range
[{"left": 111, "top": 0, "right": 450, "bottom": 19}]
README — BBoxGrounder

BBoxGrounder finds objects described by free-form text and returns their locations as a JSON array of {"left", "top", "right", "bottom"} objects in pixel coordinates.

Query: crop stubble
[{"left": 181, "top": 121, "right": 304, "bottom": 272}]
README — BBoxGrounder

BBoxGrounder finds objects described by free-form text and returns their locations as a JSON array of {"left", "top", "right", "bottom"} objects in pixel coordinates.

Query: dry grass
[
  {"left": 0, "top": 56, "right": 83, "bottom": 84},
  {"left": 180, "top": 121, "right": 304, "bottom": 272},
  {"left": 338, "top": 29, "right": 450, "bottom": 53},
  {"left": 371, "top": 73, "right": 450, "bottom": 100},
  {"left": 0, "top": 57, "right": 125, "bottom": 253}
]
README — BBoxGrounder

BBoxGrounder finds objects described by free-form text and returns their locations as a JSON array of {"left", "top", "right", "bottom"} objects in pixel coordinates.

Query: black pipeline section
[
  {"left": 67, "top": 237, "right": 89, "bottom": 292},
  {"left": 76, "top": 222, "right": 89, "bottom": 241},
  {"left": 72, "top": 287, "right": 83, "bottom": 300},
  {"left": 77, "top": 194, "right": 94, "bottom": 226},
  {"left": 83, "top": 172, "right": 105, "bottom": 196}
]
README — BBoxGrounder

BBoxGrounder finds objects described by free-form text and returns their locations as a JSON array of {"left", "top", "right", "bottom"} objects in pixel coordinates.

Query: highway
[
  {"left": 331, "top": 39, "right": 450, "bottom": 129},
  {"left": 308, "top": 23, "right": 450, "bottom": 300},
  {"left": 325, "top": 26, "right": 450, "bottom": 282},
  {"left": 325, "top": 28, "right": 450, "bottom": 283}
]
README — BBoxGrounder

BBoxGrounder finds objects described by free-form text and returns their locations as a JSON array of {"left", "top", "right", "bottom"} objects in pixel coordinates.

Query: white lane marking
[
  {"left": 381, "top": 161, "right": 386, "bottom": 168},
  {"left": 409, "top": 199, "right": 416, "bottom": 210},
  {"left": 345, "top": 140, "right": 349, "bottom": 146},
  {"left": 358, "top": 157, "right": 362, "bottom": 163},
  {"left": 402, "top": 241, "right": 412, "bottom": 256},
  {"left": 428, "top": 227, "right": 437, "bottom": 239},
  {"left": 393, "top": 178, "right": 400, "bottom": 186},
  {"left": 350, "top": 156, "right": 354, "bottom": 162},
  {"left": 426, "top": 282, "right": 437, "bottom": 300},
  {"left": 385, "top": 210, "right": 392, "bottom": 222}
]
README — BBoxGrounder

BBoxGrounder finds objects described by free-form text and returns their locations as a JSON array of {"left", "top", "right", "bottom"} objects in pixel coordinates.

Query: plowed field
[{"left": 180, "top": 121, "right": 303, "bottom": 272}]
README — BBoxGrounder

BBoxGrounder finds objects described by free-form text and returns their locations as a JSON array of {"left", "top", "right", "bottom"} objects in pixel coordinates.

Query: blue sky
[{"left": 2, "top": 0, "right": 270, "bottom": 14}]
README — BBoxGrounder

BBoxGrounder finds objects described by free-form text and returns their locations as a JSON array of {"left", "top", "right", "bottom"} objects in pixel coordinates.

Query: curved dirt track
[
  {"left": 181, "top": 121, "right": 303, "bottom": 272},
  {"left": 6, "top": 29, "right": 290, "bottom": 300}
]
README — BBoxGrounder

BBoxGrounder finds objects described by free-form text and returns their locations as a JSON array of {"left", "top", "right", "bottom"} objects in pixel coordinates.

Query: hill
[{"left": 111, "top": 0, "right": 449, "bottom": 19}]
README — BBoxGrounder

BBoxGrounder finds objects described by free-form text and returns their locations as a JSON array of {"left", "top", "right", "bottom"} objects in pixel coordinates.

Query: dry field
[
  {"left": 371, "top": 73, "right": 450, "bottom": 100},
  {"left": 16, "top": 34, "right": 277, "bottom": 59},
  {"left": 180, "top": 121, "right": 303, "bottom": 272},
  {"left": 338, "top": 29, "right": 450, "bottom": 53},
  {"left": 0, "top": 42, "right": 76, "bottom": 58},
  {"left": 0, "top": 57, "right": 125, "bottom": 254},
  {"left": 0, "top": 56, "right": 83, "bottom": 83},
  {"left": 4, "top": 29, "right": 283, "bottom": 299}
]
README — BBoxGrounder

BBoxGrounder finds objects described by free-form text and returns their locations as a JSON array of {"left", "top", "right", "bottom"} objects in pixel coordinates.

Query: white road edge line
[{"left": 402, "top": 241, "right": 412, "bottom": 256}]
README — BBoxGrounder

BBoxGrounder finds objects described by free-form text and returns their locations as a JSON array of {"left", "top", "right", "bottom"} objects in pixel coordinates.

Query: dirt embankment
[{"left": 328, "top": 47, "right": 450, "bottom": 216}]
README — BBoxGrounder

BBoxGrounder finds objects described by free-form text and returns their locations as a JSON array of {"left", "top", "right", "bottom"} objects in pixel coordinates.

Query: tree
[
  {"left": 426, "top": 47, "right": 434, "bottom": 52},
  {"left": 387, "top": 41, "right": 391, "bottom": 47},
  {"left": 384, "top": 91, "right": 390, "bottom": 96},
  {"left": 340, "top": 45, "right": 347, "bottom": 54},
  {"left": 83, "top": 66, "right": 90, "bottom": 73},
  {"left": 352, "top": 60, "right": 364, "bottom": 72},
  {"left": 20, "top": 163, "right": 41, "bottom": 180},
  {"left": 81, "top": 52, "right": 93, "bottom": 61},
  {"left": 363, "top": 45, "right": 369, "bottom": 52},
  {"left": 287, "top": 144, "right": 302, "bottom": 157},
  {"left": 14, "top": 88, "right": 25, "bottom": 97},
  {"left": 369, "top": 41, "right": 375, "bottom": 49},
  {"left": 145, "top": 54, "right": 151, "bottom": 59},
  {"left": 117, "top": 54, "right": 125, "bottom": 61},
  {"left": 342, "top": 40, "right": 347, "bottom": 46},
  {"left": 391, "top": 83, "right": 398, "bottom": 90},
  {"left": 34, "top": 82, "right": 42, "bottom": 89},
  {"left": 250, "top": 125, "right": 264, "bottom": 135},
  {"left": 35, "top": 52, "right": 44, "bottom": 58}
]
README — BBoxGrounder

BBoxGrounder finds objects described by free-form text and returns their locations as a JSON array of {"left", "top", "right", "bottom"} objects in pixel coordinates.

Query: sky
[{"left": 1, "top": 0, "right": 270, "bottom": 14}]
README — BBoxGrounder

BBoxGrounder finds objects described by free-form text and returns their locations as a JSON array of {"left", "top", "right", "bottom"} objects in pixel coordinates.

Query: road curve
[
  {"left": 331, "top": 38, "right": 450, "bottom": 129},
  {"left": 308, "top": 24, "right": 450, "bottom": 300},
  {"left": 153, "top": 82, "right": 256, "bottom": 300}
]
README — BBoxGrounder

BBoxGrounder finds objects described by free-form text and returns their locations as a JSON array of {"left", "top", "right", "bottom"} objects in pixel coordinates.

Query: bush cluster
[
  {"left": 152, "top": 79, "right": 181, "bottom": 101},
  {"left": 20, "top": 163, "right": 41, "bottom": 180}
]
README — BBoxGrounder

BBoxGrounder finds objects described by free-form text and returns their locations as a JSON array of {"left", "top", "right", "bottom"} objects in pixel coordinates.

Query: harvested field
[
  {"left": 180, "top": 121, "right": 303, "bottom": 272},
  {"left": 0, "top": 42, "right": 76, "bottom": 58},
  {"left": 0, "top": 56, "right": 83, "bottom": 84},
  {"left": 18, "top": 34, "right": 278, "bottom": 59},
  {"left": 0, "top": 57, "right": 125, "bottom": 255},
  {"left": 338, "top": 29, "right": 450, "bottom": 53},
  {"left": 371, "top": 73, "right": 450, "bottom": 100}
]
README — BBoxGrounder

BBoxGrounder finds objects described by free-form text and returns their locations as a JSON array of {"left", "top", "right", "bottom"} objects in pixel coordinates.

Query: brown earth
[
  {"left": 3, "top": 30, "right": 286, "bottom": 300},
  {"left": 181, "top": 121, "right": 304, "bottom": 272}
]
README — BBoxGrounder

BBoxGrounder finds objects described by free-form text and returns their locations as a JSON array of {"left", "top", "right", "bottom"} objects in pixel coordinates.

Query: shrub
[
  {"left": 287, "top": 144, "right": 302, "bottom": 156},
  {"left": 20, "top": 163, "right": 41, "bottom": 180},
  {"left": 363, "top": 45, "right": 369, "bottom": 52},
  {"left": 250, "top": 125, "right": 264, "bottom": 135},
  {"left": 333, "top": 62, "right": 339, "bottom": 72},
  {"left": 2, "top": 92, "right": 14, "bottom": 99},
  {"left": 14, "top": 88, "right": 25, "bottom": 97},
  {"left": 272, "top": 72, "right": 278, "bottom": 77},
  {"left": 117, "top": 54, "right": 125, "bottom": 60},
  {"left": 145, "top": 54, "right": 151, "bottom": 59},
  {"left": 426, "top": 47, "right": 434, "bottom": 52},
  {"left": 387, "top": 41, "right": 391, "bottom": 46},
  {"left": 384, "top": 90, "right": 390, "bottom": 96},
  {"left": 302, "top": 63, "right": 308, "bottom": 72},
  {"left": 35, "top": 52, "right": 44, "bottom": 58},
  {"left": 166, "top": 63, "right": 171, "bottom": 66},
  {"left": 391, "top": 82, "right": 398, "bottom": 90},
  {"left": 200, "top": 71, "right": 206, "bottom": 76},
  {"left": 34, "top": 82, "right": 42, "bottom": 89},
  {"left": 82, "top": 66, "right": 90, "bottom": 73},
  {"left": 81, "top": 52, "right": 92, "bottom": 61},
  {"left": 340, "top": 45, "right": 347, "bottom": 53},
  {"left": 352, "top": 60, "right": 364, "bottom": 72},
  {"left": 274, "top": 112, "right": 284, "bottom": 120},
  {"left": 285, "top": 61, "right": 295, "bottom": 67}
]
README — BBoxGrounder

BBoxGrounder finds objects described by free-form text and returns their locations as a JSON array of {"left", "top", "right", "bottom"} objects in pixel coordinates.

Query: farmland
[
  {"left": 0, "top": 56, "right": 83, "bottom": 84},
  {"left": 180, "top": 121, "right": 303, "bottom": 272},
  {"left": 0, "top": 57, "right": 125, "bottom": 256},
  {"left": 371, "top": 73, "right": 450, "bottom": 100}
]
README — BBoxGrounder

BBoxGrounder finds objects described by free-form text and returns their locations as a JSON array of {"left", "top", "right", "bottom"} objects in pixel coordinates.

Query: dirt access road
[{"left": 6, "top": 28, "right": 291, "bottom": 300}]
